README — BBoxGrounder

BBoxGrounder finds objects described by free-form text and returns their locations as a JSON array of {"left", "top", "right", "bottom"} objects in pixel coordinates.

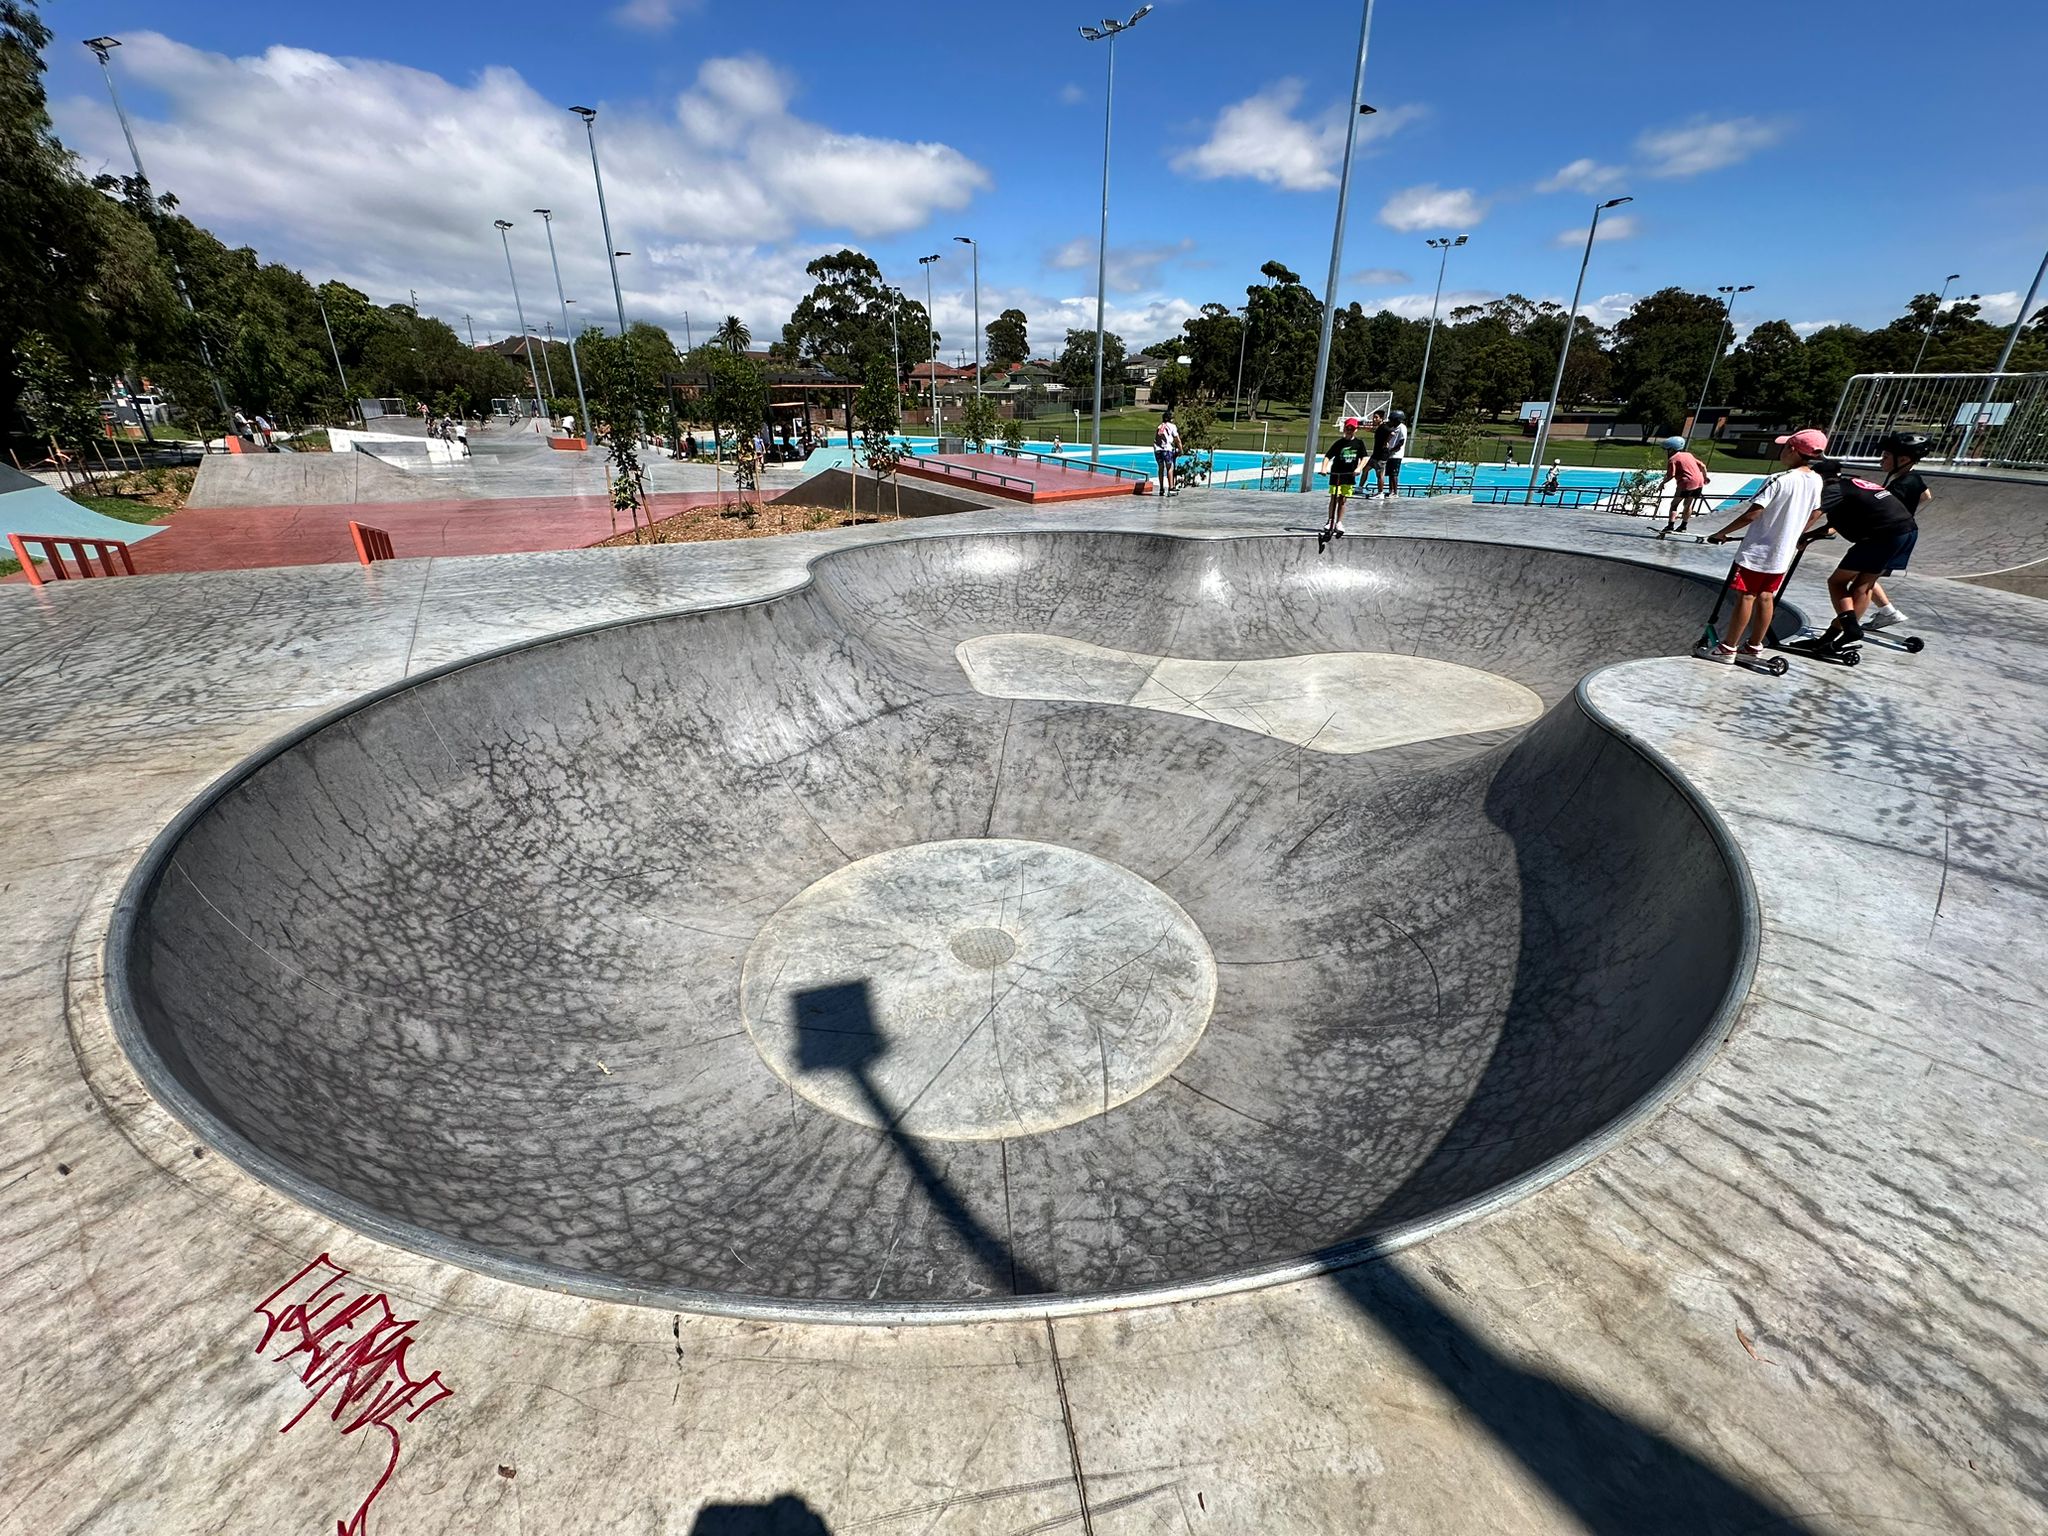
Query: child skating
[
  {"left": 1698, "top": 429, "right": 1828, "bottom": 668},
  {"left": 1322, "top": 417, "right": 1368, "bottom": 538}
]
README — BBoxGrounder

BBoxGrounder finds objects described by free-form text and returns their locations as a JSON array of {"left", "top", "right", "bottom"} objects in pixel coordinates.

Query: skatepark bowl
[{"left": 109, "top": 532, "right": 1758, "bottom": 1322}]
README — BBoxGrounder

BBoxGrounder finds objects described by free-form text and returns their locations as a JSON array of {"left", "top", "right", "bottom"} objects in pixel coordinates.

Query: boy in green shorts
[{"left": 1322, "top": 416, "right": 1368, "bottom": 539}]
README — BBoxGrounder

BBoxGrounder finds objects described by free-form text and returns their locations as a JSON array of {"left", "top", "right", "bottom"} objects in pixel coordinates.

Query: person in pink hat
[{"left": 1698, "top": 428, "right": 1829, "bottom": 667}]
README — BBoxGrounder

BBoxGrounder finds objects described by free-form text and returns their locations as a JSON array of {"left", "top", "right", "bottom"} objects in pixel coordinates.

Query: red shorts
[{"left": 1729, "top": 565, "right": 1785, "bottom": 596}]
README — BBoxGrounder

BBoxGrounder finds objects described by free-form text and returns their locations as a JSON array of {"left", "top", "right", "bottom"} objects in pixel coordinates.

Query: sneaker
[
  {"left": 1334, "top": 526, "right": 1346, "bottom": 538},
  {"left": 1865, "top": 605, "right": 1905, "bottom": 629},
  {"left": 1693, "top": 642, "right": 1737, "bottom": 663}
]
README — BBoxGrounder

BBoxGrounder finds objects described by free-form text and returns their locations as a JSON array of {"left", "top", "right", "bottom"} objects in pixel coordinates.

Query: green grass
[{"left": 66, "top": 494, "right": 172, "bottom": 526}]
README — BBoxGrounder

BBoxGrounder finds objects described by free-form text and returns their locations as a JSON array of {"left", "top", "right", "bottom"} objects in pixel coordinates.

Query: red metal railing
[
  {"left": 349, "top": 521, "right": 396, "bottom": 565},
  {"left": 7, "top": 533, "right": 137, "bottom": 588}
]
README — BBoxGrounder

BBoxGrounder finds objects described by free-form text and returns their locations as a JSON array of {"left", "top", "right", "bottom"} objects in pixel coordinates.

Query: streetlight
[
  {"left": 1957, "top": 244, "right": 2048, "bottom": 463},
  {"left": 1910, "top": 274, "right": 1962, "bottom": 375},
  {"left": 1298, "top": 0, "right": 1378, "bottom": 495},
  {"left": 538, "top": 321, "right": 560, "bottom": 399},
  {"left": 313, "top": 290, "right": 359, "bottom": 425},
  {"left": 1078, "top": 5, "right": 1153, "bottom": 466},
  {"left": 569, "top": 108, "right": 634, "bottom": 351},
  {"left": 535, "top": 208, "right": 591, "bottom": 444},
  {"left": 885, "top": 287, "right": 904, "bottom": 410},
  {"left": 918, "top": 253, "right": 943, "bottom": 438},
  {"left": 1688, "top": 282, "right": 1753, "bottom": 452},
  {"left": 83, "top": 35, "right": 234, "bottom": 441},
  {"left": 493, "top": 219, "right": 545, "bottom": 412},
  {"left": 953, "top": 237, "right": 982, "bottom": 407},
  {"left": 1528, "top": 195, "right": 1632, "bottom": 495},
  {"left": 1411, "top": 234, "right": 1468, "bottom": 455},
  {"left": 1231, "top": 304, "right": 1250, "bottom": 425}
]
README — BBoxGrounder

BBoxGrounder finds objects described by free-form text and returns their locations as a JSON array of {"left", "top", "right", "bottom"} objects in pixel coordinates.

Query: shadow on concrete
[
  {"left": 688, "top": 1494, "right": 832, "bottom": 1534},
  {"left": 786, "top": 979, "right": 1818, "bottom": 1536},
  {"left": 791, "top": 980, "right": 1049, "bottom": 1296}
]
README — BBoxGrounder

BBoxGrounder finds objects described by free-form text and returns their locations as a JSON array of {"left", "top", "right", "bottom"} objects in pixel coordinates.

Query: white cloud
[
  {"left": 1552, "top": 213, "right": 1639, "bottom": 247},
  {"left": 1575, "top": 291, "right": 1639, "bottom": 328},
  {"left": 1973, "top": 291, "right": 2026, "bottom": 326},
  {"left": 49, "top": 35, "right": 989, "bottom": 347},
  {"left": 1791, "top": 320, "right": 1843, "bottom": 337},
  {"left": 1045, "top": 237, "right": 1197, "bottom": 294},
  {"left": 1636, "top": 116, "right": 1784, "bottom": 178},
  {"left": 1172, "top": 80, "right": 1422, "bottom": 192},
  {"left": 1059, "top": 82, "right": 1087, "bottom": 106},
  {"left": 1348, "top": 267, "right": 1411, "bottom": 285},
  {"left": 1536, "top": 157, "right": 1626, "bottom": 195},
  {"left": 612, "top": 0, "right": 698, "bottom": 28},
  {"left": 1368, "top": 288, "right": 1501, "bottom": 322},
  {"left": 1377, "top": 184, "right": 1485, "bottom": 233}
]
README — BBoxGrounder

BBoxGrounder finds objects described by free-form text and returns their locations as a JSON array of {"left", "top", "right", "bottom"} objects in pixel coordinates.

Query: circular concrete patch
[{"left": 741, "top": 838, "right": 1217, "bottom": 1140}]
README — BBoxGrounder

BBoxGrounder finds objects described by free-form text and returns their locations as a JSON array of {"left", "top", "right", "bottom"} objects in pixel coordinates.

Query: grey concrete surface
[
  {"left": 111, "top": 534, "right": 1752, "bottom": 1315},
  {"left": 4, "top": 490, "right": 2044, "bottom": 1535},
  {"left": 1914, "top": 468, "right": 2048, "bottom": 578}
]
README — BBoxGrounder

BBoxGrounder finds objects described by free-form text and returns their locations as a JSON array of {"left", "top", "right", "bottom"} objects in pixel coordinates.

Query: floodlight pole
[
  {"left": 536, "top": 209, "right": 591, "bottom": 442},
  {"left": 85, "top": 36, "right": 233, "bottom": 440},
  {"left": 1957, "top": 244, "right": 2048, "bottom": 463},
  {"left": 1298, "top": 0, "right": 1376, "bottom": 492},
  {"left": 1688, "top": 282, "right": 1752, "bottom": 452},
  {"left": 1412, "top": 234, "right": 1466, "bottom": 453},
  {"left": 1910, "top": 273, "right": 1961, "bottom": 376},
  {"left": 1231, "top": 305, "right": 1249, "bottom": 424},
  {"left": 919, "top": 254, "right": 943, "bottom": 437},
  {"left": 494, "top": 220, "right": 545, "bottom": 412},
  {"left": 1080, "top": 6, "right": 1153, "bottom": 466},
  {"left": 314, "top": 291, "right": 360, "bottom": 425},
  {"left": 1529, "top": 195, "right": 1631, "bottom": 493},
  {"left": 955, "top": 237, "right": 981, "bottom": 407}
]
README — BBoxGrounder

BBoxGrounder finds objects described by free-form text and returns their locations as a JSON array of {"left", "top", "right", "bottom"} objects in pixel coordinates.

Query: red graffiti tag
[{"left": 254, "top": 1254, "right": 455, "bottom": 1536}]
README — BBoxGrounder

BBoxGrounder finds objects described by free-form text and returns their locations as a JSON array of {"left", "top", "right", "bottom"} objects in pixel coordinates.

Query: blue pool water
[{"left": 870, "top": 435, "right": 1761, "bottom": 504}]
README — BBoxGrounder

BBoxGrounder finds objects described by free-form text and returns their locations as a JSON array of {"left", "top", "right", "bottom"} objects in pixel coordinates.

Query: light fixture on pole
[
  {"left": 1688, "top": 282, "right": 1753, "bottom": 451},
  {"left": 918, "top": 253, "right": 943, "bottom": 437},
  {"left": 1528, "top": 195, "right": 1632, "bottom": 494},
  {"left": 1078, "top": 5, "right": 1153, "bottom": 466},
  {"left": 84, "top": 35, "right": 234, "bottom": 440},
  {"left": 569, "top": 108, "right": 634, "bottom": 351},
  {"left": 493, "top": 220, "right": 545, "bottom": 412},
  {"left": 535, "top": 208, "right": 591, "bottom": 444},
  {"left": 1298, "top": 0, "right": 1378, "bottom": 495},
  {"left": 954, "top": 237, "right": 982, "bottom": 406},
  {"left": 1411, "top": 233, "right": 1467, "bottom": 453}
]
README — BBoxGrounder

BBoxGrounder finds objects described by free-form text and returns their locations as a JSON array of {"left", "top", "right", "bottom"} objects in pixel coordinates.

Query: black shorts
[{"left": 1839, "top": 527, "right": 1916, "bottom": 575}]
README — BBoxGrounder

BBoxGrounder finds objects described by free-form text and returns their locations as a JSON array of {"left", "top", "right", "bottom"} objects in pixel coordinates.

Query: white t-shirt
[
  {"left": 1385, "top": 423, "right": 1408, "bottom": 460},
  {"left": 1737, "top": 468, "right": 1821, "bottom": 574}
]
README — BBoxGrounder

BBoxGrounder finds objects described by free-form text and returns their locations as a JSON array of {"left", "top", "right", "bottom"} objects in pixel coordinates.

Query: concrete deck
[{"left": 2, "top": 489, "right": 2043, "bottom": 1534}]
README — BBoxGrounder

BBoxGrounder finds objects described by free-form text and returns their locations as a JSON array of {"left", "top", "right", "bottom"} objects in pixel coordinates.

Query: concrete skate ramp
[
  {"left": 1914, "top": 469, "right": 2048, "bottom": 579},
  {"left": 187, "top": 448, "right": 432, "bottom": 507},
  {"left": 110, "top": 533, "right": 1754, "bottom": 1320}
]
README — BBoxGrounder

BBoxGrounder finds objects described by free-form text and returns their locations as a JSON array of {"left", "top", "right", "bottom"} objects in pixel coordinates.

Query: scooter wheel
[
  {"left": 1903, "top": 635, "right": 1926, "bottom": 653},
  {"left": 1840, "top": 649, "right": 1862, "bottom": 667},
  {"left": 1767, "top": 656, "right": 1790, "bottom": 675}
]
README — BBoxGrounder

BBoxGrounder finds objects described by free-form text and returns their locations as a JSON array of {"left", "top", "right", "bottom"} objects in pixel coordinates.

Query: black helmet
[
  {"left": 1877, "top": 431, "right": 1932, "bottom": 459},
  {"left": 1810, "top": 456, "right": 1844, "bottom": 478},
  {"left": 1389, "top": 409, "right": 1406, "bottom": 424}
]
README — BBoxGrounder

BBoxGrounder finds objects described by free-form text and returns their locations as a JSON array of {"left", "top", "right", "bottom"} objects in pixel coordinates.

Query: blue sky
[{"left": 40, "top": 0, "right": 2048, "bottom": 359}]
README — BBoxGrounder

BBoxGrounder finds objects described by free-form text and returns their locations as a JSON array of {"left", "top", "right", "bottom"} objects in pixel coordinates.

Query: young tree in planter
[
  {"left": 999, "top": 417, "right": 1026, "bottom": 458},
  {"left": 957, "top": 392, "right": 1000, "bottom": 452},
  {"left": 855, "top": 357, "right": 903, "bottom": 517},
  {"left": 702, "top": 348, "right": 768, "bottom": 506},
  {"left": 1174, "top": 400, "right": 1216, "bottom": 487}
]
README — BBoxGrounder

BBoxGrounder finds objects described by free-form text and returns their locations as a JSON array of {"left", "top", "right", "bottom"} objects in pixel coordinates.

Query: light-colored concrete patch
[
  {"left": 957, "top": 633, "right": 1544, "bottom": 752},
  {"left": 741, "top": 838, "right": 1216, "bottom": 1140}
]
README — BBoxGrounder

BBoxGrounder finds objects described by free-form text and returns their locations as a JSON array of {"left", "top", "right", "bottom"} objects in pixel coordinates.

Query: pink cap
[
  {"left": 1343, "top": 416, "right": 1361, "bottom": 428},
  {"left": 1775, "top": 428, "right": 1829, "bottom": 457}
]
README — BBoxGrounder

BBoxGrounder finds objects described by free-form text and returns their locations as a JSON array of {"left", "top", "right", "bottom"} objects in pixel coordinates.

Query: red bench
[{"left": 7, "top": 533, "right": 137, "bottom": 588}]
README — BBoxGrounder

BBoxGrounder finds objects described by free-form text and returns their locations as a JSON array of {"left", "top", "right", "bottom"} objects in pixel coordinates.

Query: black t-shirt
[
  {"left": 1885, "top": 468, "right": 1929, "bottom": 513},
  {"left": 1370, "top": 422, "right": 1394, "bottom": 459},
  {"left": 1821, "top": 476, "right": 1915, "bottom": 542},
  {"left": 1327, "top": 435, "right": 1366, "bottom": 481}
]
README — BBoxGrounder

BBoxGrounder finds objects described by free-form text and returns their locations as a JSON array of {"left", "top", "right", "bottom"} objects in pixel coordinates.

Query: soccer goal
[{"left": 1342, "top": 390, "right": 1394, "bottom": 422}]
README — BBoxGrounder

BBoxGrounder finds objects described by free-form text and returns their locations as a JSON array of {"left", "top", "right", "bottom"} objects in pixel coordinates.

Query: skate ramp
[
  {"left": 187, "top": 448, "right": 431, "bottom": 507},
  {"left": 111, "top": 533, "right": 1754, "bottom": 1319},
  {"left": 1914, "top": 469, "right": 2048, "bottom": 579},
  {"left": 0, "top": 464, "right": 165, "bottom": 544}
]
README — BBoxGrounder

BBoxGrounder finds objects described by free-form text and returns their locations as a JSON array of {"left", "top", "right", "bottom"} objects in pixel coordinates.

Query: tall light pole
[
  {"left": 1957, "top": 245, "right": 2048, "bottom": 464},
  {"left": 535, "top": 208, "right": 591, "bottom": 442},
  {"left": 886, "top": 287, "right": 904, "bottom": 409},
  {"left": 954, "top": 236, "right": 982, "bottom": 406},
  {"left": 919, "top": 254, "right": 943, "bottom": 437},
  {"left": 538, "top": 322, "right": 560, "bottom": 399},
  {"left": 1411, "top": 233, "right": 1467, "bottom": 452},
  {"left": 1910, "top": 273, "right": 1962, "bottom": 375},
  {"left": 84, "top": 36, "right": 234, "bottom": 439},
  {"left": 1298, "top": 0, "right": 1377, "bottom": 494},
  {"left": 1231, "top": 305, "right": 1250, "bottom": 424},
  {"left": 1688, "top": 282, "right": 1752, "bottom": 451},
  {"left": 1079, "top": 5, "right": 1153, "bottom": 466},
  {"left": 314, "top": 290, "right": 359, "bottom": 424},
  {"left": 1529, "top": 195, "right": 1631, "bottom": 493},
  {"left": 493, "top": 220, "right": 545, "bottom": 411},
  {"left": 570, "top": 107, "right": 634, "bottom": 349}
]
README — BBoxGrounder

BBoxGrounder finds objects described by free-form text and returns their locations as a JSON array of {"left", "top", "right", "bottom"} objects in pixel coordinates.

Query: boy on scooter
[{"left": 1792, "top": 459, "right": 1918, "bottom": 654}]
